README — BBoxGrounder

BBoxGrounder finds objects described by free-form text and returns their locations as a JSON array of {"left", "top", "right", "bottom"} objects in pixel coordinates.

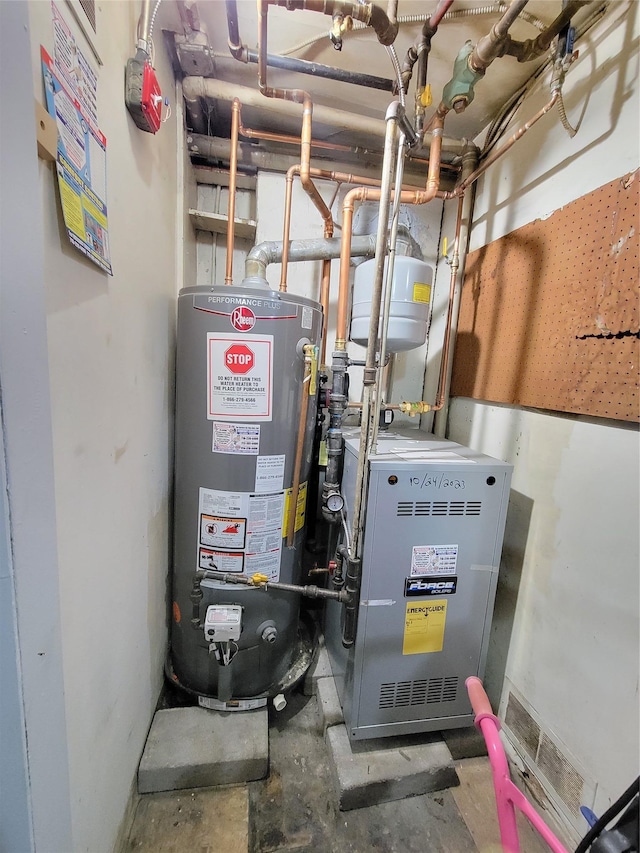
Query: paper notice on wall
[
  {"left": 41, "top": 45, "right": 111, "bottom": 274},
  {"left": 411, "top": 545, "right": 458, "bottom": 577},
  {"left": 52, "top": 1, "right": 99, "bottom": 130},
  {"left": 198, "top": 548, "right": 244, "bottom": 573},
  {"left": 207, "top": 333, "right": 273, "bottom": 421},
  {"left": 255, "top": 455, "right": 285, "bottom": 493}
]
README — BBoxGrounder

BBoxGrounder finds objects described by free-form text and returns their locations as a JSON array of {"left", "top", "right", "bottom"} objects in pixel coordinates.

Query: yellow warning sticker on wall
[
  {"left": 412, "top": 283, "right": 432, "bottom": 304},
  {"left": 403, "top": 599, "right": 447, "bottom": 655},
  {"left": 282, "top": 481, "right": 308, "bottom": 535}
]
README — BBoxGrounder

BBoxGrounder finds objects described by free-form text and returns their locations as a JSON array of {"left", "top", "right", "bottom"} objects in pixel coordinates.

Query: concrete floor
[{"left": 125, "top": 690, "right": 551, "bottom": 853}]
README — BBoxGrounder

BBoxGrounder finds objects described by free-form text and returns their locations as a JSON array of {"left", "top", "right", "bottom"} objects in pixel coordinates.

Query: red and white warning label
[
  {"left": 200, "top": 514, "right": 246, "bottom": 549},
  {"left": 207, "top": 332, "right": 273, "bottom": 421}
]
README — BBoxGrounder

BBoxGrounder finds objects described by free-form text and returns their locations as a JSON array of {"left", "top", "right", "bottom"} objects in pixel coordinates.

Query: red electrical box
[
  {"left": 141, "top": 61, "right": 162, "bottom": 134},
  {"left": 125, "top": 53, "right": 163, "bottom": 134}
]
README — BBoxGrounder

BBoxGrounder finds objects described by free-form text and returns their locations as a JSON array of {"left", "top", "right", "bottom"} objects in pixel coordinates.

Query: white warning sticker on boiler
[
  {"left": 207, "top": 332, "right": 273, "bottom": 422},
  {"left": 411, "top": 545, "right": 458, "bottom": 577},
  {"left": 212, "top": 422, "right": 260, "bottom": 455}
]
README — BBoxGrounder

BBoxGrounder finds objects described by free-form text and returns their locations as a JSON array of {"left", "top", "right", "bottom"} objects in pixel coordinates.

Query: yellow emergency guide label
[
  {"left": 282, "top": 481, "right": 308, "bottom": 535},
  {"left": 412, "top": 283, "right": 432, "bottom": 304},
  {"left": 403, "top": 599, "right": 447, "bottom": 655}
]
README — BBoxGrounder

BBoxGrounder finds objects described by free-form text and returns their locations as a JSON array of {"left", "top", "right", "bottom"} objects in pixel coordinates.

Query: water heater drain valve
[{"left": 203, "top": 605, "right": 242, "bottom": 643}]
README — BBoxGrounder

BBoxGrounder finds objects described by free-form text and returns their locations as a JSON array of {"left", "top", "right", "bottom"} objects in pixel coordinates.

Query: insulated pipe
[
  {"left": 181, "top": 78, "right": 466, "bottom": 155},
  {"left": 225, "top": 99, "right": 240, "bottom": 285},
  {"left": 345, "top": 104, "right": 399, "bottom": 575},
  {"left": 244, "top": 234, "right": 377, "bottom": 282}
]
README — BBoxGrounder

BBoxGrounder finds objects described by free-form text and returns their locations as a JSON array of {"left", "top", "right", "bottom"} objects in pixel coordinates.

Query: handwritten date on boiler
[{"left": 409, "top": 473, "right": 466, "bottom": 490}]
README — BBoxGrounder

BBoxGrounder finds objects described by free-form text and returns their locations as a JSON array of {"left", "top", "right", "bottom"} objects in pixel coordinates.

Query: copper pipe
[
  {"left": 280, "top": 166, "right": 297, "bottom": 292},
  {"left": 335, "top": 118, "right": 445, "bottom": 349},
  {"left": 238, "top": 115, "right": 352, "bottom": 154},
  {"left": 225, "top": 98, "right": 240, "bottom": 285},
  {"left": 319, "top": 258, "right": 331, "bottom": 366},
  {"left": 280, "top": 164, "right": 432, "bottom": 293},
  {"left": 300, "top": 97, "right": 334, "bottom": 235},
  {"left": 258, "top": 0, "right": 333, "bottom": 275},
  {"left": 440, "top": 91, "right": 560, "bottom": 200},
  {"left": 432, "top": 193, "right": 464, "bottom": 411},
  {"left": 287, "top": 347, "right": 313, "bottom": 547}
]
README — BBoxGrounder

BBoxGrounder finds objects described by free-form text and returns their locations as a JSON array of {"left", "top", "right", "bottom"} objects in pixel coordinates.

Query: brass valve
[{"left": 399, "top": 400, "right": 432, "bottom": 416}]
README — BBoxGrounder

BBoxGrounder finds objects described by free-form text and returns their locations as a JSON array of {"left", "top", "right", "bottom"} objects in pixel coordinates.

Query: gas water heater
[
  {"left": 325, "top": 429, "right": 512, "bottom": 741},
  {"left": 169, "top": 285, "right": 322, "bottom": 709}
]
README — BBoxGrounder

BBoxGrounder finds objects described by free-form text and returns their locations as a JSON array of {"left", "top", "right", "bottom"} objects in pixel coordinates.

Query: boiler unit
[
  {"left": 169, "top": 284, "right": 322, "bottom": 710},
  {"left": 325, "top": 429, "right": 512, "bottom": 741}
]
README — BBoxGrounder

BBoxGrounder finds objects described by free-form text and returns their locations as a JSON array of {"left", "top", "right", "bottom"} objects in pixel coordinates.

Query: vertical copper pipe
[
  {"left": 280, "top": 166, "right": 297, "bottom": 292},
  {"left": 287, "top": 348, "right": 313, "bottom": 547},
  {"left": 433, "top": 194, "right": 464, "bottom": 410},
  {"left": 225, "top": 98, "right": 240, "bottom": 285}
]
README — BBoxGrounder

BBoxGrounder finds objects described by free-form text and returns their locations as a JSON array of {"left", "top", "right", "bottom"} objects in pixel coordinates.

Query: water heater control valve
[{"left": 204, "top": 605, "right": 242, "bottom": 643}]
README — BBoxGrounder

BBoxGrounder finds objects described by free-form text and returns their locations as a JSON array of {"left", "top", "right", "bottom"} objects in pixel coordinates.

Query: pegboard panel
[{"left": 451, "top": 171, "right": 639, "bottom": 422}]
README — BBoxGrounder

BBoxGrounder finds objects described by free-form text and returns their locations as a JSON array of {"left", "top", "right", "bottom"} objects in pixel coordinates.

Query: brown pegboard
[{"left": 451, "top": 170, "right": 639, "bottom": 422}]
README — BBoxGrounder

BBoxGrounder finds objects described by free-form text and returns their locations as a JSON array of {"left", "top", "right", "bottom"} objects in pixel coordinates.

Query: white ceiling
[{"left": 172, "top": 1, "right": 609, "bottom": 150}]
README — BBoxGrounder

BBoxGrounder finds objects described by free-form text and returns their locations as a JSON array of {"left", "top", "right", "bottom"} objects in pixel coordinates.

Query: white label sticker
[
  {"left": 212, "top": 422, "right": 260, "bottom": 455},
  {"left": 411, "top": 545, "right": 458, "bottom": 577},
  {"left": 197, "top": 488, "right": 284, "bottom": 581},
  {"left": 255, "top": 455, "right": 286, "bottom": 493},
  {"left": 207, "top": 332, "right": 273, "bottom": 422},
  {"left": 200, "top": 515, "right": 246, "bottom": 549},
  {"left": 246, "top": 492, "right": 285, "bottom": 581},
  {"left": 199, "top": 548, "right": 244, "bottom": 573},
  {"left": 301, "top": 306, "right": 313, "bottom": 330}
]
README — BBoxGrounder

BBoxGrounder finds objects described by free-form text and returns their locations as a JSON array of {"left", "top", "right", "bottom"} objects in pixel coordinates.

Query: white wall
[
  {"left": 445, "top": 0, "right": 639, "bottom": 833},
  {"left": 255, "top": 171, "right": 443, "bottom": 416},
  {"left": 27, "top": 2, "right": 178, "bottom": 850}
]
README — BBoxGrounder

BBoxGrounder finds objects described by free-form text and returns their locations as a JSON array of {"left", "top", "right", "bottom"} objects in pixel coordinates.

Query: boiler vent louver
[
  {"left": 379, "top": 677, "right": 459, "bottom": 709},
  {"left": 396, "top": 501, "right": 482, "bottom": 517}
]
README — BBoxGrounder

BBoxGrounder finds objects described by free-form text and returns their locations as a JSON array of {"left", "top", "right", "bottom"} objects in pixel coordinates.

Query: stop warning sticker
[{"left": 207, "top": 332, "right": 273, "bottom": 421}]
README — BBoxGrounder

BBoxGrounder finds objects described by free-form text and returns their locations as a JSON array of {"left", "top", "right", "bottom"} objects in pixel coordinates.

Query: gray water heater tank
[{"left": 170, "top": 285, "right": 322, "bottom": 703}]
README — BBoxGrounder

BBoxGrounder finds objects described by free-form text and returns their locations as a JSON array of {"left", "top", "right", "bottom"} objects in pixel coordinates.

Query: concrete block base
[
  {"left": 302, "top": 643, "right": 333, "bottom": 696},
  {"left": 315, "top": 676, "right": 344, "bottom": 734},
  {"left": 138, "top": 706, "right": 268, "bottom": 794},
  {"left": 326, "top": 724, "right": 458, "bottom": 811}
]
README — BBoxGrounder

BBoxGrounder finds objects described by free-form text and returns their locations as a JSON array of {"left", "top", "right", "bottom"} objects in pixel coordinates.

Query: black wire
[{"left": 574, "top": 777, "right": 640, "bottom": 853}]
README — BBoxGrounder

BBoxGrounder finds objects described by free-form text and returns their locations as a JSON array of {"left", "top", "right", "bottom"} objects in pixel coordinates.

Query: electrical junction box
[
  {"left": 324, "top": 429, "right": 512, "bottom": 741},
  {"left": 204, "top": 605, "right": 242, "bottom": 643},
  {"left": 125, "top": 52, "right": 162, "bottom": 134}
]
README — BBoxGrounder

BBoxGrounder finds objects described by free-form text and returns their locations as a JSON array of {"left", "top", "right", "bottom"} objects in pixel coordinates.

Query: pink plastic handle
[{"left": 466, "top": 676, "right": 493, "bottom": 717}]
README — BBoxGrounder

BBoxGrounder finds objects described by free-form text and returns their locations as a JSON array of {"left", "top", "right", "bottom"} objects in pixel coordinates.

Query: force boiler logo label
[
  {"left": 404, "top": 575, "right": 457, "bottom": 596},
  {"left": 230, "top": 306, "right": 256, "bottom": 332}
]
